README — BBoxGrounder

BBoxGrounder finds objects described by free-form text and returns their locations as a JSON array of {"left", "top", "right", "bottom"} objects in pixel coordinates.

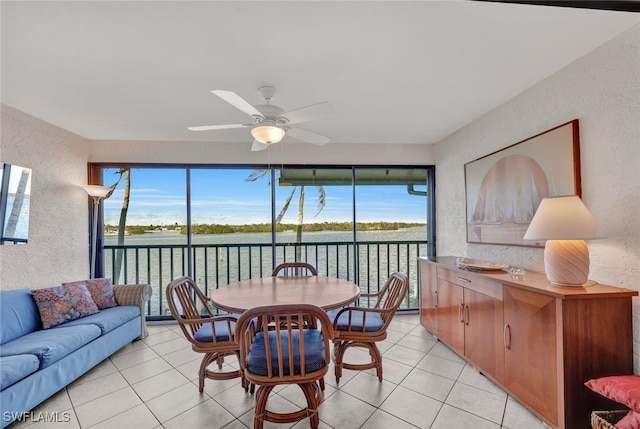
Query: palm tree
[
  {"left": 246, "top": 169, "right": 326, "bottom": 260},
  {"left": 3, "top": 167, "right": 31, "bottom": 240},
  {"left": 102, "top": 168, "right": 130, "bottom": 284}
]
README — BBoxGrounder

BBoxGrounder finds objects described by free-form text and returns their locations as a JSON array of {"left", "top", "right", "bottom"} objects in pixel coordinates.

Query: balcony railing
[{"left": 104, "top": 240, "right": 426, "bottom": 318}]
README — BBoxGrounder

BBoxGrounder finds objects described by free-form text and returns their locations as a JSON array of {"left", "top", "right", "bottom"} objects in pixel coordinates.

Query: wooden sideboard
[{"left": 418, "top": 256, "right": 638, "bottom": 429}]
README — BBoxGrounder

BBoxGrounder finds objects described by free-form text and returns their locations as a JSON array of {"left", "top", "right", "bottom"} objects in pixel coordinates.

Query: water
[{"left": 104, "top": 227, "right": 427, "bottom": 316}]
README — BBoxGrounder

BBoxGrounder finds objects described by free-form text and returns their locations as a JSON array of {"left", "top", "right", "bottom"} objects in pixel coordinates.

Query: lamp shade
[
  {"left": 81, "top": 185, "right": 112, "bottom": 198},
  {"left": 523, "top": 195, "right": 601, "bottom": 241},
  {"left": 251, "top": 125, "right": 285, "bottom": 144}
]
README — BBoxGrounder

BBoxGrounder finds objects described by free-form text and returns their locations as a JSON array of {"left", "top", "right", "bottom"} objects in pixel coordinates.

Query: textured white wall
[
  {"left": 0, "top": 105, "right": 91, "bottom": 289},
  {"left": 433, "top": 24, "right": 640, "bottom": 371},
  {"left": 88, "top": 139, "right": 434, "bottom": 166},
  {"left": 0, "top": 105, "right": 434, "bottom": 291}
]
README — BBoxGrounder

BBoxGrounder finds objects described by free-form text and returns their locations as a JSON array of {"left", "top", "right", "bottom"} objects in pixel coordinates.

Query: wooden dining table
[{"left": 209, "top": 275, "right": 360, "bottom": 313}]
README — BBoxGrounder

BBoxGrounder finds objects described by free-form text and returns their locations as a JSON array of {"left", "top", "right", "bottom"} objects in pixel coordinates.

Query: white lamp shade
[
  {"left": 81, "top": 185, "right": 112, "bottom": 198},
  {"left": 251, "top": 125, "right": 285, "bottom": 144},
  {"left": 523, "top": 195, "right": 601, "bottom": 241}
]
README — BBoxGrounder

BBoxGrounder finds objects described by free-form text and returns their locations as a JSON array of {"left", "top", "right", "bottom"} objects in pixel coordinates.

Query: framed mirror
[{"left": 0, "top": 163, "right": 32, "bottom": 244}]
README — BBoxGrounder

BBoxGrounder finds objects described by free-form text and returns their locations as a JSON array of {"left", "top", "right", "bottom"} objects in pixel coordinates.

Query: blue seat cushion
[
  {"left": 51, "top": 306, "right": 140, "bottom": 335},
  {"left": 0, "top": 324, "right": 101, "bottom": 369},
  {"left": 246, "top": 330, "right": 326, "bottom": 377},
  {"left": 193, "top": 317, "right": 237, "bottom": 342},
  {"left": 327, "top": 309, "right": 385, "bottom": 332},
  {"left": 0, "top": 354, "right": 40, "bottom": 390}
]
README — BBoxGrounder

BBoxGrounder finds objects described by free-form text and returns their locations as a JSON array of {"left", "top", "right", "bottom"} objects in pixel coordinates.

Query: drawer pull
[
  {"left": 503, "top": 323, "right": 511, "bottom": 350},
  {"left": 433, "top": 290, "right": 438, "bottom": 308},
  {"left": 456, "top": 276, "right": 472, "bottom": 283},
  {"left": 464, "top": 305, "right": 470, "bottom": 325},
  {"left": 459, "top": 303, "right": 465, "bottom": 323}
]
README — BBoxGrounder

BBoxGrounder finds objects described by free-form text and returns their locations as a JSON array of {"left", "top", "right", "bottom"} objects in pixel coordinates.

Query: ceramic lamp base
[{"left": 544, "top": 239, "right": 589, "bottom": 287}]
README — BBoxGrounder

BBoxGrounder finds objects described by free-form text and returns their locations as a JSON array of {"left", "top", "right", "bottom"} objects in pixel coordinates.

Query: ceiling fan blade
[
  {"left": 212, "top": 90, "right": 263, "bottom": 118},
  {"left": 282, "top": 102, "right": 336, "bottom": 125},
  {"left": 187, "top": 124, "right": 248, "bottom": 131},
  {"left": 251, "top": 140, "right": 269, "bottom": 152},
  {"left": 286, "top": 128, "right": 331, "bottom": 145}
]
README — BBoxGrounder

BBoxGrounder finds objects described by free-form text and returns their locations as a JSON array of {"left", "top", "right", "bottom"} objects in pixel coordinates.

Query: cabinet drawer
[{"left": 437, "top": 267, "right": 503, "bottom": 301}]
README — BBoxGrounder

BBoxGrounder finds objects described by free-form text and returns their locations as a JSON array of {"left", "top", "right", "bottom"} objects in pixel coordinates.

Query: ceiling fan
[{"left": 188, "top": 86, "right": 335, "bottom": 151}]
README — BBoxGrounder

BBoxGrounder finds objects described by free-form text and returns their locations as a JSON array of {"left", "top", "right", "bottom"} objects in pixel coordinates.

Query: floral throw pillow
[
  {"left": 65, "top": 278, "right": 118, "bottom": 309},
  {"left": 63, "top": 278, "right": 118, "bottom": 309},
  {"left": 32, "top": 284, "right": 99, "bottom": 329}
]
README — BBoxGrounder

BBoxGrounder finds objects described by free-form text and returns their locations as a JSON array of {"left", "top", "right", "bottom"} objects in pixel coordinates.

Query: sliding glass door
[{"left": 93, "top": 163, "right": 434, "bottom": 318}]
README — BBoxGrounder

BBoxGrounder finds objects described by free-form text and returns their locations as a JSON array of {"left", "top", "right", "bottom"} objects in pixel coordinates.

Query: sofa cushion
[
  {"left": 32, "top": 284, "right": 99, "bottom": 329},
  {"left": 63, "top": 278, "right": 118, "bottom": 309},
  {"left": 0, "top": 289, "right": 41, "bottom": 344},
  {"left": 0, "top": 324, "right": 101, "bottom": 369},
  {"left": 0, "top": 354, "right": 40, "bottom": 390},
  {"left": 51, "top": 306, "right": 140, "bottom": 335}
]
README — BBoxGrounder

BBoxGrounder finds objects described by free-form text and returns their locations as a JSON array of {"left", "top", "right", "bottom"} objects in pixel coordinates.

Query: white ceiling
[{"left": 2, "top": 1, "right": 638, "bottom": 147}]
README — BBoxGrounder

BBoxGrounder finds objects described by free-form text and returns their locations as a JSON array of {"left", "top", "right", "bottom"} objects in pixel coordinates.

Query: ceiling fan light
[{"left": 251, "top": 125, "right": 285, "bottom": 144}]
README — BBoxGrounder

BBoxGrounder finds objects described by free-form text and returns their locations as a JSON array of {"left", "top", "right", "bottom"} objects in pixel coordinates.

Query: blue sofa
[{"left": 0, "top": 284, "right": 152, "bottom": 428}]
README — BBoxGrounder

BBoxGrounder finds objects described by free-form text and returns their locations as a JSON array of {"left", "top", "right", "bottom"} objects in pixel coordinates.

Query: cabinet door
[
  {"left": 436, "top": 280, "right": 464, "bottom": 355},
  {"left": 464, "top": 288, "right": 504, "bottom": 383},
  {"left": 419, "top": 259, "right": 438, "bottom": 333},
  {"left": 503, "top": 286, "right": 558, "bottom": 428}
]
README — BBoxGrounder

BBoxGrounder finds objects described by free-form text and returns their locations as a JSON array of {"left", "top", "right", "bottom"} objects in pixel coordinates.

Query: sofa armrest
[{"left": 113, "top": 284, "right": 152, "bottom": 339}]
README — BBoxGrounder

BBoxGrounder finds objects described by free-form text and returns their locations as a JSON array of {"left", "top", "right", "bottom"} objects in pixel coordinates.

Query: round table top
[{"left": 210, "top": 276, "right": 360, "bottom": 313}]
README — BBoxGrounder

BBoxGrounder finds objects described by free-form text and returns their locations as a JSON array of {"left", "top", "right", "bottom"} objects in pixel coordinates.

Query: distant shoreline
[{"left": 104, "top": 221, "right": 426, "bottom": 236}]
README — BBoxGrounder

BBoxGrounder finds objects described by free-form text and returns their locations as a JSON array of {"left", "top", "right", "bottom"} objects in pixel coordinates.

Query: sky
[{"left": 101, "top": 167, "right": 428, "bottom": 226}]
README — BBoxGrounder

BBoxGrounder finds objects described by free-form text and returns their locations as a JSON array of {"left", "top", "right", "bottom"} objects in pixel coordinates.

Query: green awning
[{"left": 279, "top": 168, "right": 427, "bottom": 186}]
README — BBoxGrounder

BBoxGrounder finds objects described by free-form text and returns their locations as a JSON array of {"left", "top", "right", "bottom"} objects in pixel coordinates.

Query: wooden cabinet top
[{"left": 420, "top": 256, "right": 638, "bottom": 300}]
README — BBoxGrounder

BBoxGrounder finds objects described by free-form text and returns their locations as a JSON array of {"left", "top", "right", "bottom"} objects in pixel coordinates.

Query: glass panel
[
  {"left": 94, "top": 164, "right": 433, "bottom": 317},
  {"left": 102, "top": 168, "right": 187, "bottom": 317},
  {"left": 275, "top": 167, "right": 354, "bottom": 279},
  {"left": 190, "top": 168, "right": 272, "bottom": 290},
  {"left": 354, "top": 168, "right": 428, "bottom": 309}
]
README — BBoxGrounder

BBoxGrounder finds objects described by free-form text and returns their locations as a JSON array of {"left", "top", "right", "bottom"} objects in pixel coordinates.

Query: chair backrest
[
  {"left": 373, "top": 272, "right": 409, "bottom": 324},
  {"left": 235, "top": 304, "right": 333, "bottom": 383},
  {"left": 166, "top": 276, "right": 223, "bottom": 340},
  {"left": 271, "top": 262, "right": 317, "bottom": 277}
]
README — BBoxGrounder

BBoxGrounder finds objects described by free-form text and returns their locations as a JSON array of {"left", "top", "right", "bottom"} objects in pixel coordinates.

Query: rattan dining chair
[
  {"left": 165, "top": 276, "right": 243, "bottom": 392},
  {"left": 328, "top": 272, "right": 409, "bottom": 382},
  {"left": 236, "top": 304, "right": 333, "bottom": 429},
  {"left": 271, "top": 262, "right": 317, "bottom": 277}
]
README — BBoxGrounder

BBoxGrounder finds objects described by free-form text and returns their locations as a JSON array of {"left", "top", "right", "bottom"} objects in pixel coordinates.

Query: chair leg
[
  {"left": 254, "top": 385, "right": 275, "bottom": 429},
  {"left": 332, "top": 340, "right": 346, "bottom": 383},
  {"left": 332, "top": 340, "right": 384, "bottom": 382},
  {"left": 299, "top": 382, "right": 322, "bottom": 429},
  {"left": 369, "top": 344, "right": 383, "bottom": 382},
  {"left": 199, "top": 352, "right": 216, "bottom": 392}
]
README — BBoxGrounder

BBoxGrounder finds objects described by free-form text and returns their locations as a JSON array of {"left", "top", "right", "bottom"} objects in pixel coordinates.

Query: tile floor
[{"left": 10, "top": 314, "right": 549, "bottom": 429}]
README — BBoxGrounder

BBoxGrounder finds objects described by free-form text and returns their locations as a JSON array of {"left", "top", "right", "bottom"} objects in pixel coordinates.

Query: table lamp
[
  {"left": 523, "top": 195, "right": 601, "bottom": 287},
  {"left": 82, "top": 185, "right": 112, "bottom": 278}
]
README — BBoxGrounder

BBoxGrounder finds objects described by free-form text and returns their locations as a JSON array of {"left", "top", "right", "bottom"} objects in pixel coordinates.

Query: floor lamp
[{"left": 82, "top": 185, "right": 112, "bottom": 279}]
